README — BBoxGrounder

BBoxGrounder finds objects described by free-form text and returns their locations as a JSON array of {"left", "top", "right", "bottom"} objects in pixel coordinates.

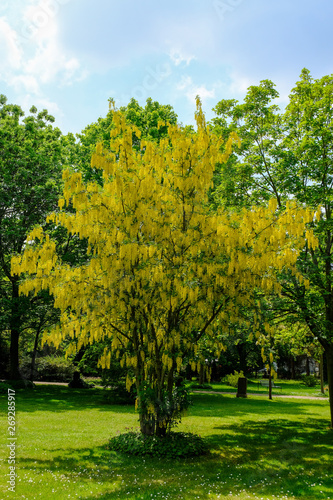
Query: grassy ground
[
  {"left": 188, "top": 379, "right": 329, "bottom": 398},
  {"left": 0, "top": 384, "right": 332, "bottom": 500}
]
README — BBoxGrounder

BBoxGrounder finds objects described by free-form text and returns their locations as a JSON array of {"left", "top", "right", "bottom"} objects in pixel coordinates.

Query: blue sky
[{"left": 1, "top": 0, "right": 332, "bottom": 134}]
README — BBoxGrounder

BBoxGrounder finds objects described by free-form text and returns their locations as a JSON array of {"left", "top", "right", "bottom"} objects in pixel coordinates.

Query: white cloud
[
  {"left": 0, "top": 0, "right": 87, "bottom": 119},
  {"left": 0, "top": 17, "right": 22, "bottom": 70},
  {"left": 176, "top": 75, "right": 216, "bottom": 103},
  {"left": 21, "top": 1, "right": 86, "bottom": 86},
  {"left": 11, "top": 74, "right": 40, "bottom": 94},
  {"left": 19, "top": 93, "right": 61, "bottom": 116},
  {"left": 228, "top": 71, "right": 253, "bottom": 96},
  {"left": 25, "top": 40, "right": 84, "bottom": 86},
  {"left": 169, "top": 48, "right": 195, "bottom": 67},
  {"left": 177, "top": 75, "right": 193, "bottom": 91}
]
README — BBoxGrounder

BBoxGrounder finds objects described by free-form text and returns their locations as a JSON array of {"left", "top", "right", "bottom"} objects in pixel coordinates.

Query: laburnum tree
[{"left": 12, "top": 99, "right": 317, "bottom": 435}]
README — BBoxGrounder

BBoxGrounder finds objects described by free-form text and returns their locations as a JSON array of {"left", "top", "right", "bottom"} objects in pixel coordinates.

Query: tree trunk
[
  {"left": 291, "top": 357, "right": 295, "bottom": 379},
  {"left": 320, "top": 353, "right": 325, "bottom": 395},
  {"left": 199, "top": 364, "right": 205, "bottom": 385},
  {"left": 185, "top": 363, "right": 192, "bottom": 381},
  {"left": 237, "top": 342, "right": 247, "bottom": 374},
  {"left": 30, "top": 325, "right": 42, "bottom": 382},
  {"left": 9, "top": 281, "right": 21, "bottom": 380},
  {"left": 139, "top": 416, "right": 155, "bottom": 436},
  {"left": 268, "top": 364, "right": 272, "bottom": 400},
  {"left": 306, "top": 356, "right": 310, "bottom": 376},
  {"left": 155, "top": 424, "right": 167, "bottom": 437},
  {"left": 325, "top": 344, "right": 333, "bottom": 429},
  {"left": 9, "top": 328, "right": 21, "bottom": 380}
]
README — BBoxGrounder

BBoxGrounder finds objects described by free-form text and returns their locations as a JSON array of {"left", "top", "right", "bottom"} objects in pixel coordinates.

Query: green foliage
[
  {"left": 100, "top": 353, "right": 135, "bottom": 404},
  {"left": 302, "top": 375, "right": 318, "bottom": 387},
  {"left": 20, "top": 355, "right": 75, "bottom": 382},
  {"left": 4, "top": 379, "right": 34, "bottom": 389},
  {"left": 103, "top": 381, "right": 136, "bottom": 405},
  {"left": 188, "top": 382, "right": 213, "bottom": 390},
  {"left": 75, "top": 97, "right": 178, "bottom": 183},
  {"left": 0, "top": 95, "right": 65, "bottom": 379},
  {"left": 226, "top": 370, "right": 245, "bottom": 388},
  {"left": 137, "top": 382, "right": 192, "bottom": 433},
  {"left": 0, "top": 381, "right": 11, "bottom": 393},
  {"left": 211, "top": 69, "right": 333, "bottom": 427},
  {"left": 108, "top": 430, "right": 207, "bottom": 458},
  {"left": 76, "top": 343, "right": 105, "bottom": 376}
]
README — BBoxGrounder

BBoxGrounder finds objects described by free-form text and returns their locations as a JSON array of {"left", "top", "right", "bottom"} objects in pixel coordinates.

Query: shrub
[
  {"left": 188, "top": 382, "right": 213, "bottom": 390},
  {"left": 20, "top": 355, "right": 75, "bottom": 382},
  {"left": 103, "top": 382, "right": 136, "bottom": 405},
  {"left": 226, "top": 370, "right": 245, "bottom": 388},
  {"left": 108, "top": 430, "right": 207, "bottom": 458},
  {"left": 0, "top": 381, "right": 11, "bottom": 394},
  {"left": 302, "top": 375, "right": 318, "bottom": 387},
  {"left": 137, "top": 382, "right": 192, "bottom": 434},
  {"left": 76, "top": 343, "right": 105, "bottom": 376}
]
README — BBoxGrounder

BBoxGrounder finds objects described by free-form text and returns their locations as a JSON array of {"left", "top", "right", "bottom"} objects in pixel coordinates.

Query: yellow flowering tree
[{"left": 12, "top": 99, "right": 317, "bottom": 436}]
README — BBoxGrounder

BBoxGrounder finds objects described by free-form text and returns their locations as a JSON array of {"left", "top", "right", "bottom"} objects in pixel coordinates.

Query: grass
[
  {"left": 189, "top": 378, "right": 330, "bottom": 398},
  {"left": 0, "top": 384, "right": 332, "bottom": 499}
]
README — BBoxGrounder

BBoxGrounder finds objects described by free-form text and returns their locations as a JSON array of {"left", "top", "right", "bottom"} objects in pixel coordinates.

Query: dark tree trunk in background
[{"left": 9, "top": 281, "right": 21, "bottom": 380}]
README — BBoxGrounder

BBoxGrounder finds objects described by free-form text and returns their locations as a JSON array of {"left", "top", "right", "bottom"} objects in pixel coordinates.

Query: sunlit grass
[
  {"left": 190, "top": 378, "right": 329, "bottom": 398},
  {"left": 0, "top": 385, "right": 332, "bottom": 499}
]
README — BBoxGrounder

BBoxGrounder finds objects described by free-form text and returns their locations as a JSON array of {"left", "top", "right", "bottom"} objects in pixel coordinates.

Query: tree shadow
[
  {"left": 16, "top": 415, "right": 333, "bottom": 500},
  {"left": 1, "top": 385, "right": 134, "bottom": 414},
  {"left": 206, "top": 417, "right": 333, "bottom": 463},
  {"left": 4, "top": 386, "right": 333, "bottom": 499},
  {"left": 2, "top": 385, "right": 328, "bottom": 418},
  {"left": 189, "top": 392, "right": 329, "bottom": 419}
]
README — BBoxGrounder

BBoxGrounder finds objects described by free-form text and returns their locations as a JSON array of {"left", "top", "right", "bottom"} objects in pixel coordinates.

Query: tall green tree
[
  {"left": 0, "top": 96, "right": 64, "bottom": 379},
  {"left": 74, "top": 97, "right": 178, "bottom": 183},
  {"left": 211, "top": 69, "right": 333, "bottom": 427}
]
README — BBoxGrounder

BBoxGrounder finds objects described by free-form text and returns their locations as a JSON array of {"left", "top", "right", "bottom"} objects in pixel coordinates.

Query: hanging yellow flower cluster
[{"left": 11, "top": 98, "right": 318, "bottom": 398}]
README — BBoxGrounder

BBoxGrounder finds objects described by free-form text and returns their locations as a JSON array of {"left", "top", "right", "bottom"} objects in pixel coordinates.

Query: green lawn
[
  {"left": 0, "top": 385, "right": 332, "bottom": 499},
  {"left": 190, "top": 378, "right": 329, "bottom": 398}
]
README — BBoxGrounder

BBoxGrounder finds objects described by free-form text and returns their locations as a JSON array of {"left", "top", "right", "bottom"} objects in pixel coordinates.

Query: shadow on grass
[
  {"left": 3, "top": 385, "right": 329, "bottom": 418},
  {"left": 17, "top": 414, "right": 333, "bottom": 500},
  {"left": 207, "top": 417, "right": 333, "bottom": 463},
  {"left": 189, "top": 392, "right": 329, "bottom": 419},
  {"left": 3, "top": 385, "right": 332, "bottom": 498},
  {"left": 0, "top": 385, "right": 134, "bottom": 414}
]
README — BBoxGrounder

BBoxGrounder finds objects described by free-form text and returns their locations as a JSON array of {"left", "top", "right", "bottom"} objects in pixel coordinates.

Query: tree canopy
[
  {"left": 211, "top": 69, "right": 333, "bottom": 426},
  {"left": 12, "top": 98, "right": 317, "bottom": 434},
  {"left": 0, "top": 96, "right": 64, "bottom": 379}
]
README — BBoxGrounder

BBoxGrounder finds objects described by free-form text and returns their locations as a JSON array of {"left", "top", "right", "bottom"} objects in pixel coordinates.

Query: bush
[
  {"left": 302, "top": 375, "right": 318, "bottom": 387},
  {"left": 188, "top": 382, "right": 213, "bottom": 390},
  {"left": 103, "top": 382, "right": 136, "bottom": 405},
  {"left": 226, "top": 370, "right": 245, "bottom": 388},
  {"left": 0, "top": 381, "right": 11, "bottom": 394},
  {"left": 20, "top": 355, "right": 75, "bottom": 382},
  {"left": 108, "top": 430, "right": 208, "bottom": 458},
  {"left": 76, "top": 343, "right": 105, "bottom": 376},
  {"left": 7, "top": 379, "right": 35, "bottom": 389},
  {"left": 137, "top": 382, "right": 192, "bottom": 433}
]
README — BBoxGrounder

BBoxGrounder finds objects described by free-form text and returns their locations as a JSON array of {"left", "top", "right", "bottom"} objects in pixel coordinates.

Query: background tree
[
  {"left": 211, "top": 69, "right": 333, "bottom": 426},
  {"left": 0, "top": 96, "right": 65, "bottom": 380},
  {"left": 210, "top": 80, "right": 284, "bottom": 210},
  {"left": 74, "top": 97, "right": 178, "bottom": 183}
]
